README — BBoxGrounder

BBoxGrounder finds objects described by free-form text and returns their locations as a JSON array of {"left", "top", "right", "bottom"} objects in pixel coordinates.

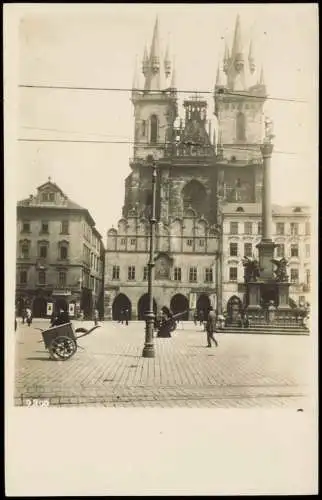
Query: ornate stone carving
[
  {"left": 271, "top": 258, "right": 289, "bottom": 282},
  {"left": 242, "top": 256, "right": 260, "bottom": 282}
]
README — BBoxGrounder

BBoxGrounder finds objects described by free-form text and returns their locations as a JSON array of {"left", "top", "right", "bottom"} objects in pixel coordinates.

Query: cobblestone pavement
[{"left": 13, "top": 320, "right": 313, "bottom": 408}]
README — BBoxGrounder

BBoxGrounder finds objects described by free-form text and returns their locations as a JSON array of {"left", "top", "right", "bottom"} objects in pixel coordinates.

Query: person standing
[
  {"left": 124, "top": 308, "right": 129, "bottom": 326},
  {"left": 94, "top": 308, "right": 99, "bottom": 326},
  {"left": 205, "top": 306, "right": 218, "bottom": 347},
  {"left": 193, "top": 310, "right": 198, "bottom": 326},
  {"left": 26, "top": 307, "right": 32, "bottom": 327}
]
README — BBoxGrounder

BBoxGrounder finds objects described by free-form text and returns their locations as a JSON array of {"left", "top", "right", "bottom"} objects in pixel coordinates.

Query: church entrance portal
[{"left": 170, "top": 294, "right": 189, "bottom": 320}]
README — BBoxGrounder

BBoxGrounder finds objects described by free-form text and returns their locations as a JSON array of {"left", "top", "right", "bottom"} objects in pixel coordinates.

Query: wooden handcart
[{"left": 38, "top": 322, "right": 100, "bottom": 361}]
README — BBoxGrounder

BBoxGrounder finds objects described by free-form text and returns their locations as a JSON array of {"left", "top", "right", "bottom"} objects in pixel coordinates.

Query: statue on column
[
  {"left": 271, "top": 258, "right": 289, "bottom": 282},
  {"left": 242, "top": 256, "right": 261, "bottom": 282}
]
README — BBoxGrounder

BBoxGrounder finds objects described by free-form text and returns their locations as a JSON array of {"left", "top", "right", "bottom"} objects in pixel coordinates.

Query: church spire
[
  {"left": 170, "top": 57, "right": 176, "bottom": 89},
  {"left": 231, "top": 14, "right": 243, "bottom": 60},
  {"left": 164, "top": 40, "right": 171, "bottom": 78},
  {"left": 142, "top": 44, "right": 149, "bottom": 77},
  {"left": 149, "top": 16, "right": 160, "bottom": 72},
  {"left": 223, "top": 41, "right": 230, "bottom": 74},
  {"left": 248, "top": 39, "right": 255, "bottom": 74},
  {"left": 259, "top": 65, "right": 265, "bottom": 86}
]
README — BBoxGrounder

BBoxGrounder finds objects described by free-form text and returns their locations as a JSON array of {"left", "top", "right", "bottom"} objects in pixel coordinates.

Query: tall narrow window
[
  {"left": 38, "top": 270, "right": 46, "bottom": 285},
  {"left": 58, "top": 271, "right": 66, "bottom": 287},
  {"left": 290, "top": 244, "right": 299, "bottom": 257},
  {"left": 150, "top": 115, "right": 158, "bottom": 144},
  {"left": 244, "top": 222, "right": 252, "bottom": 235},
  {"left": 60, "top": 246, "right": 68, "bottom": 260},
  {"left": 39, "top": 245, "right": 47, "bottom": 259},
  {"left": 112, "top": 265, "right": 120, "bottom": 280},
  {"left": 143, "top": 266, "right": 148, "bottom": 281},
  {"left": 20, "top": 270, "right": 27, "bottom": 284},
  {"left": 174, "top": 267, "right": 182, "bottom": 281},
  {"left": 61, "top": 221, "right": 69, "bottom": 234},
  {"left": 276, "top": 244, "right": 285, "bottom": 258},
  {"left": 230, "top": 242, "right": 238, "bottom": 256},
  {"left": 236, "top": 112, "right": 246, "bottom": 141},
  {"left": 230, "top": 222, "right": 238, "bottom": 235},
  {"left": 305, "top": 269, "right": 310, "bottom": 286},
  {"left": 229, "top": 267, "right": 238, "bottom": 281},
  {"left": 128, "top": 266, "right": 136, "bottom": 281},
  {"left": 189, "top": 267, "right": 197, "bottom": 282},
  {"left": 21, "top": 242, "right": 30, "bottom": 259},
  {"left": 290, "top": 269, "right": 299, "bottom": 283},
  {"left": 244, "top": 243, "right": 252, "bottom": 257},
  {"left": 205, "top": 268, "right": 213, "bottom": 283}
]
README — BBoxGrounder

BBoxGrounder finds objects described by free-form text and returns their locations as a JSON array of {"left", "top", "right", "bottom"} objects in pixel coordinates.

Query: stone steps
[{"left": 222, "top": 325, "right": 309, "bottom": 335}]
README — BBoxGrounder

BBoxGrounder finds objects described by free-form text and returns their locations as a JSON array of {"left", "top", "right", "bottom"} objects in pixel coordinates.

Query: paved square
[{"left": 13, "top": 320, "right": 313, "bottom": 408}]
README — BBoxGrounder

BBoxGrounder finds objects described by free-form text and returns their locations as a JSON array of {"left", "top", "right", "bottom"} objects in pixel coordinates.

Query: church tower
[
  {"left": 214, "top": 14, "right": 267, "bottom": 203},
  {"left": 123, "top": 16, "right": 178, "bottom": 219}
]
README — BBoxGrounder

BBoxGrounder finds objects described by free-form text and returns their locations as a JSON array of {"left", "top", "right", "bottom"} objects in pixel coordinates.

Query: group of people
[{"left": 118, "top": 308, "right": 130, "bottom": 326}]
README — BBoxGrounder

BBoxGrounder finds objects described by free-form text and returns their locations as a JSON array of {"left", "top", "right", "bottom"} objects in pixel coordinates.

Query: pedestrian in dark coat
[
  {"left": 124, "top": 308, "right": 129, "bottom": 326},
  {"left": 205, "top": 306, "right": 218, "bottom": 347}
]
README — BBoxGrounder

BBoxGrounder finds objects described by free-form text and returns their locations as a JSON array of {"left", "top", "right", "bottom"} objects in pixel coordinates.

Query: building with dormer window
[{"left": 16, "top": 179, "right": 105, "bottom": 319}]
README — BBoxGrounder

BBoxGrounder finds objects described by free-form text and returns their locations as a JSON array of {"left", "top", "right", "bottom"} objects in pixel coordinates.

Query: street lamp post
[{"left": 142, "top": 158, "right": 157, "bottom": 358}]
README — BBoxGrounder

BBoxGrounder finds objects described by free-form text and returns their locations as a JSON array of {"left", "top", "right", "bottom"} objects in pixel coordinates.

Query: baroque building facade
[
  {"left": 16, "top": 180, "right": 105, "bottom": 319},
  {"left": 104, "top": 15, "right": 309, "bottom": 321},
  {"left": 220, "top": 203, "right": 311, "bottom": 314}
]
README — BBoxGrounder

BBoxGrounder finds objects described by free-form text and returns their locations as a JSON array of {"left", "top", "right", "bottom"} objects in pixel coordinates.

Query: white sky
[{"left": 12, "top": 3, "right": 318, "bottom": 238}]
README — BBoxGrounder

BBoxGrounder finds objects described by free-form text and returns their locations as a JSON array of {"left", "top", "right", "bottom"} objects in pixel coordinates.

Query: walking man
[
  {"left": 124, "top": 308, "right": 129, "bottom": 326},
  {"left": 94, "top": 308, "right": 99, "bottom": 326},
  {"left": 205, "top": 306, "right": 218, "bottom": 347}
]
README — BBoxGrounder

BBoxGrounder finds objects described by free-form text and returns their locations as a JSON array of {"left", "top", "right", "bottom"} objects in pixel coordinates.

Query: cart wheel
[{"left": 49, "top": 336, "right": 77, "bottom": 361}]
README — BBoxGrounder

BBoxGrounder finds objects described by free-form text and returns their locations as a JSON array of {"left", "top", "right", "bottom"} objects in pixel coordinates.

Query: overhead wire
[
  {"left": 19, "top": 83, "right": 308, "bottom": 104},
  {"left": 17, "top": 137, "right": 299, "bottom": 156}
]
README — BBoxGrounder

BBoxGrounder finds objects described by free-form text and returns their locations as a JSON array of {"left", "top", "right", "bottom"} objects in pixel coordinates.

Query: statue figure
[
  {"left": 271, "top": 258, "right": 289, "bottom": 282},
  {"left": 242, "top": 256, "right": 261, "bottom": 282}
]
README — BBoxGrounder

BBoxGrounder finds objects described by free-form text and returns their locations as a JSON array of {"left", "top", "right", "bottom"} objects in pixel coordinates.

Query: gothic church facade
[{"left": 104, "top": 15, "right": 267, "bottom": 320}]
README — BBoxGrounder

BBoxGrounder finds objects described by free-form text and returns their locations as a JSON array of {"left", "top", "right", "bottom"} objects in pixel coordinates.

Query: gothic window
[
  {"left": 236, "top": 112, "right": 246, "bottom": 141},
  {"left": 182, "top": 180, "right": 207, "bottom": 216},
  {"left": 150, "top": 115, "right": 158, "bottom": 144}
]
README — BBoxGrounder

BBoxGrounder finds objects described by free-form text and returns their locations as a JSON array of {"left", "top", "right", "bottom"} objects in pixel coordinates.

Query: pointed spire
[
  {"left": 223, "top": 41, "right": 230, "bottom": 74},
  {"left": 248, "top": 40, "right": 255, "bottom": 74},
  {"left": 164, "top": 38, "right": 171, "bottom": 78},
  {"left": 216, "top": 64, "right": 224, "bottom": 87},
  {"left": 142, "top": 44, "right": 149, "bottom": 76},
  {"left": 231, "top": 14, "right": 243, "bottom": 59},
  {"left": 150, "top": 16, "right": 160, "bottom": 71},
  {"left": 170, "top": 58, "right": 176, "bottom": 89}
]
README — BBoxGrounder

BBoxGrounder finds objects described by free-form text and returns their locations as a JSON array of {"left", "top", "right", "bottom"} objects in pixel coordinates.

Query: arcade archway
[
  {"left": 170, "top": 294, "right": 189, "bottom": 320},
  {"left": 196, "top": 294, "right": 211, "bottom": 318},
  {"left": 32, "top": 297, "right": 47, "bottom": 318},
  {"left": 137, "top": 293, "right": 157, "bottom": 320},
  {"left": 112, "top": 294, "right": 132, "bottom": 321}
]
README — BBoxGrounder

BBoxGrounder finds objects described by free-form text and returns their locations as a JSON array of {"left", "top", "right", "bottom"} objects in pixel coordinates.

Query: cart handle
[{"left": 75, "top": 325, "right": 101, "bottom": 340}]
